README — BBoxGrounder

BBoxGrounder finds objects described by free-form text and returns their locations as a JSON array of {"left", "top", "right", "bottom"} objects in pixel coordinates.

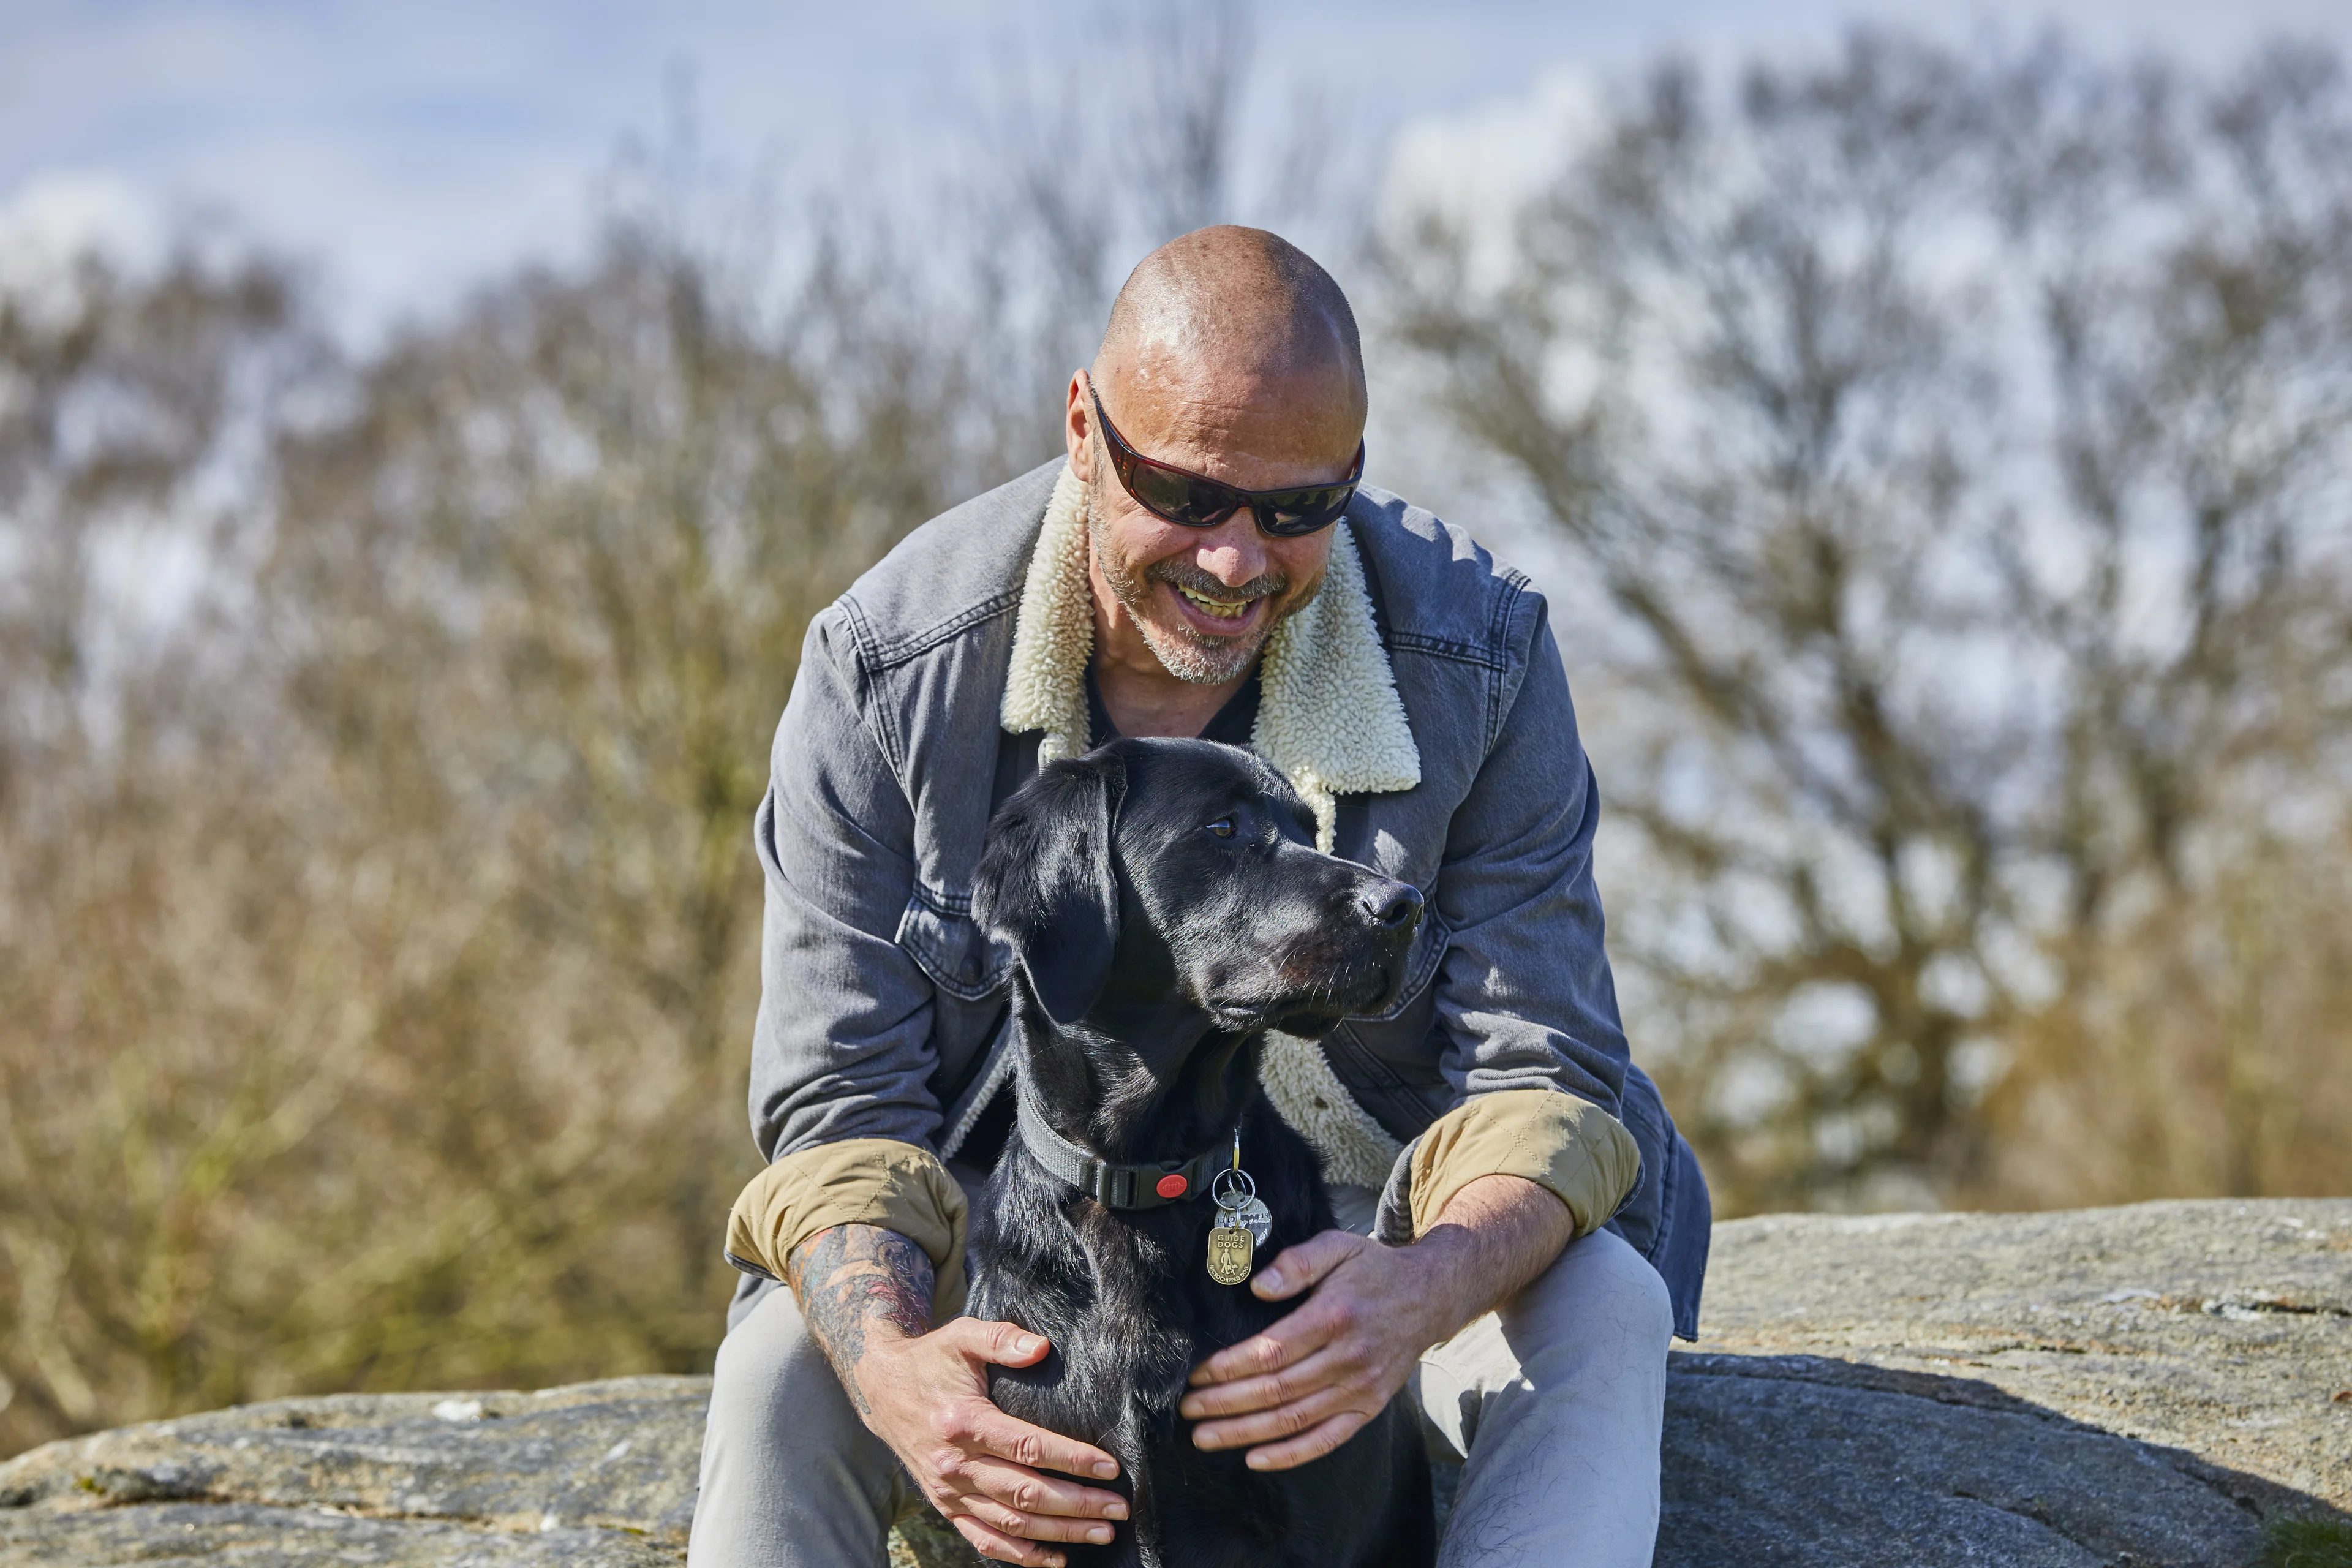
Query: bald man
[{"left": 693, "top": 228, "right": 1710, "bottom": 1568}]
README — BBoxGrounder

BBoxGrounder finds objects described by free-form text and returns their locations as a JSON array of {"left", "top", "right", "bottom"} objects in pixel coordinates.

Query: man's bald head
[
  {"left": 1071, "top": 227, "right": 1365, "bottom": 696},
  {"left": 1093, "top": 226, "right": 1366, "bottom": 440}
]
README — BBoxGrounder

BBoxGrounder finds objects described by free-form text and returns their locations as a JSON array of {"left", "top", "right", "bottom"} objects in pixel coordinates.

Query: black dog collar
[{"left": 1014, "top": 1094, "right": 1227, "bottom": 1210}]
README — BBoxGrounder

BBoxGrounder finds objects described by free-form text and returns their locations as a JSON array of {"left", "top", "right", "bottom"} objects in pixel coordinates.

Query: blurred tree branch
[{"left": 1384, "top": 31, "right": 2352, "bottom": 1210}]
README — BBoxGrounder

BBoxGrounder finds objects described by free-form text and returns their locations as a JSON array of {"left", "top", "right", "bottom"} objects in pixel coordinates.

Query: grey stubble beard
[{"left": 1086, "top": 478, "right": 1313, "bottom": 687}]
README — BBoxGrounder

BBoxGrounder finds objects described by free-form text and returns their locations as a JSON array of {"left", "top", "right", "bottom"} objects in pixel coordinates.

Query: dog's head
[{"left": 972, "top": 737, "right": 1423, "bottom": 1039}]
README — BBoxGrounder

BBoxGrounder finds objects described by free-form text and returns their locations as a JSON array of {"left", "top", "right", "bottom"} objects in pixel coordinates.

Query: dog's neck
[
  {"left": 1014, "top": 995, "right": 1267, "bottom": 1170},
  {"left": 1012, "top": 1087, "right": 1234, "bottom": 1212}
]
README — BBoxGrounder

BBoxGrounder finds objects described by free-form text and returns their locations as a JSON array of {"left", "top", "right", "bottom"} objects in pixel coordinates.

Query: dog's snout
[{"left": 1362, "top": 881, "right": 1423, "bottom": 933}]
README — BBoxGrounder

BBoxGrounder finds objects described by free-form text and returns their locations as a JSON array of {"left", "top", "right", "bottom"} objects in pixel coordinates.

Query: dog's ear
[{"left": 973, "top": 751, "right": 1125, "bottom": 1027}]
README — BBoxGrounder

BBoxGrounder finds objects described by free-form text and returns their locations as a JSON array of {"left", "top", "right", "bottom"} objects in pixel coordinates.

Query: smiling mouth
[{"left": 1174, "top": 583, "right": 1257, "bottom": 624}]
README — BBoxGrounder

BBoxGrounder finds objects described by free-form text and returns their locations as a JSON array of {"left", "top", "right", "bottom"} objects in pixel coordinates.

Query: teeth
[{"left": 1177, "top": 585, "right": 1251, "bottom": 619}]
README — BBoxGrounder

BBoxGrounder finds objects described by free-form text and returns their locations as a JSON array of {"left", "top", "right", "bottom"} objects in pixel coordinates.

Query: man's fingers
[
  {"left": 1240, "top": 1410, "right": 1373, "bottom": 1473},
  {"left": 960, "top": 1407, "right": 1121, "bottom": 1482},
  {"left": 1248, "top": 1229, "right": 1365, "bottom": 1302},
  {"left": 953, "top": 1318, "right": 1054, "bottom": 1368},
  {"left": 960, "top": 1455, "right": 1130, "bottom": 1521},
  {"left": 1186, "top": 1377, "right": 1376, "bottom": 1455},
  {"left": 1177, "top": 1343, "right": 1353, "bottom": 1420},
  {"left": 956, "top": 1490, "right": 1121, "bottom": 1546},
  {"left": 1188, "top": 1292, "right": 1348, "bottom": 1387},
  {"left": 935, "top": 1324, "right": 1120, "bottom": 1477},
  {"left": 949, "top": 1513, "right": 1067, "bottom": 1568}
]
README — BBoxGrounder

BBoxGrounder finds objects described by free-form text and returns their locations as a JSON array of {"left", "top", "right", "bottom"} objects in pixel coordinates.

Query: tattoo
[{"left": 785, "top": 1224, "right": 936, "bottom": 1414}]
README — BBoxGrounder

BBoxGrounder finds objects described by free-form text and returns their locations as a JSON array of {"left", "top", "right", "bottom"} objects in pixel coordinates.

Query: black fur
[{"left": 969, "top": 738, "right": 1436, "bottom": 1568}]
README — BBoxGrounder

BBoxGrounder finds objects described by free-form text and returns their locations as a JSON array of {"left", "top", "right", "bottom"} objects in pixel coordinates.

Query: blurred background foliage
[{"left": 2, "top": 13, "right": 2348, "bottom": 1455}]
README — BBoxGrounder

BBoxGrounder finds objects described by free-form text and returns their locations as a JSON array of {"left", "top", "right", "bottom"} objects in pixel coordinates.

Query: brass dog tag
[
  {"left": 1206, "top": 1137, "right": 1258, "bottom": 1285},
  {"left": 1207, "top": 1219, "right": 1254, "bottom": 1285}
]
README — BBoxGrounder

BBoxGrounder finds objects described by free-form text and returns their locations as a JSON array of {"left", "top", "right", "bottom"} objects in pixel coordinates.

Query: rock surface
[
  {"left": 2, "top": 1199, "right": 2345, "bottom": 1565},
  {"left": 1664, "top": 1199, "right": 2352, "bottom": 1567},
  {"left": 0, "top": 1379, "right": 703, "bottom": 1566}
]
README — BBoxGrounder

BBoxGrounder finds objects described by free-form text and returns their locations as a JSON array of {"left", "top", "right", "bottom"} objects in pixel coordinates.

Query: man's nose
[{"left": 1191, "top": 513, "right": 1268, "bottom": 587}]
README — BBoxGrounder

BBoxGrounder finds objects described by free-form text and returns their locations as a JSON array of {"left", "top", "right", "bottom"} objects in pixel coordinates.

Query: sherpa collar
[
  {"left": 999, "top": 462, "right": 1421, "bottom": 853},
  {"left": 997, "top": 465, "right": 1420, "bottom": 1189}
]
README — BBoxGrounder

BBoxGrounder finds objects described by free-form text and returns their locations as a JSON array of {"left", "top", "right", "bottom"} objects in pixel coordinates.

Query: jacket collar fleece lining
[
  {"left": 996, "top": 462, "right": 1419, "bottom": 1189},
  {"left": 1000, "top": 464, "right": 1420, "bottom": 853}
]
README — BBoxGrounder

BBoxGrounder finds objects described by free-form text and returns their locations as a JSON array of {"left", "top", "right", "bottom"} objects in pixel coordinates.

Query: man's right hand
[
  {"left": 854, "top": 1317, "right": 1128, "bottom": 1566},
  {"left": 785, "top": 1223, "right": 1127, "bottom": 1567}
]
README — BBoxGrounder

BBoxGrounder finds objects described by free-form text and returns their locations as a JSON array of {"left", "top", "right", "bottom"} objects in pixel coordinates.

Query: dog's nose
[{"left": 1362, "top": 881, "right": 1423, "bottom": 933}]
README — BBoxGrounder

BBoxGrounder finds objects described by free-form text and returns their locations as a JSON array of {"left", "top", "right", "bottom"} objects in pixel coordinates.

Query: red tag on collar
[{"left": 1155, "top": 1172, "right": 1189, "bottom": 1199}]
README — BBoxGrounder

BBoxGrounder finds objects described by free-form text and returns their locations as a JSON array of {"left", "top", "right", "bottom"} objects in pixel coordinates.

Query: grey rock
[
  {"left": 0, "top": 1503, "right": 678, "bottom": 1566},
  {"left": 1, "top": 1200, "right": 2343, "bottom": 1565},
  {"left": 0, "top": 1378, "right": 707, "bottom": 1534},
  {"left": 1663, "top": 1358, "right": 2268, "bottom": 1566},
  {"left": 1659, "top": 1197, "right": 2352, "bottom": 1566},
  {"left": 0, "top": 1379, "right": 709, "bottom": 1565}
]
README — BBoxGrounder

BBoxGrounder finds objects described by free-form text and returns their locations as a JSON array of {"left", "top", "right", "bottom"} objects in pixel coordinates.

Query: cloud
[
  {"left": 0, "top": 170, "right": 172, "bottom": 330},
  {"left": 1380, "top": 68, "right": 1605, "bottom": 292}
]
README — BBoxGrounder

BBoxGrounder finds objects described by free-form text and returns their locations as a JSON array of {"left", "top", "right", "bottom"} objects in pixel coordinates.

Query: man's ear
[{"left": 973, "top": 752, "right": 1125, "bottom": 1027}]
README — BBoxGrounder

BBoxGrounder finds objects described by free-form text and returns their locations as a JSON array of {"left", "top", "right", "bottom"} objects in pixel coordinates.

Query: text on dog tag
[{"left": 1207, "top": 1220, "right": 1254, "bottom": 1285}]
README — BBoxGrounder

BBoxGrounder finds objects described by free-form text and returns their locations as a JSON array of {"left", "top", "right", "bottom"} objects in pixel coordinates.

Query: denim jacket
[{"left": 736, "top": 459, "right": 1709, "bottom": 1337}]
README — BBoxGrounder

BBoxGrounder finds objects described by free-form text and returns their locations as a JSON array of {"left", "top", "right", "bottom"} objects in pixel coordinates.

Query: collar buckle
[{"left": 1017, "top": 1093, "right": 1221, "bottom": 1212}]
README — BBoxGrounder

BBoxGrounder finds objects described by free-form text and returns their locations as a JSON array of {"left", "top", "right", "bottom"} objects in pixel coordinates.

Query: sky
[{"left": 7, "top": 0, "right": 2350, "bottom": 345}]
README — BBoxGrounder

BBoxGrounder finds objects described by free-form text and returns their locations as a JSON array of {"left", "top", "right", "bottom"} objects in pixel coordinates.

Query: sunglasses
[{"left": 1090, "top": 388, "right": 1363, "bottom": 538}]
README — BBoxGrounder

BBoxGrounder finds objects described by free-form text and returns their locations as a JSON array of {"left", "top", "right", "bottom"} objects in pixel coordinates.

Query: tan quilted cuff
[
  {"left": 725, "top": 1138, "right": 970, "bottom": 1319},
  {"left": 1409, "top": 1088, "right": 1641, "bottom": 1240}
]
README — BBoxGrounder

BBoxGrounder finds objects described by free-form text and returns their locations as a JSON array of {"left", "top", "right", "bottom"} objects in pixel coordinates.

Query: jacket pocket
[{"left": 895, "top": 890, "right": 1005, "bottom": 1002}]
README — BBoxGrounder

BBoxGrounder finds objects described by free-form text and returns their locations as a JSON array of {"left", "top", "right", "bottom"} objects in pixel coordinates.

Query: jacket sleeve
[
  {"left": 731, "top": 605, "right": 964, "bottom": 1292},
  {"left": 726, "top": 1139, "right": 970, "bottom": 1316},
  {"left": 1387, "top": 1089, "right": 1638, "bottom": 1243},
  {"left": 1414, "top": 591, "right": 1642, "bottom": 1229}
]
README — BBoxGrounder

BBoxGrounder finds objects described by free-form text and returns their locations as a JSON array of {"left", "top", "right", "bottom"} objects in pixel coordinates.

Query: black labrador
[{"left": 968, "top": 737, "right": 1436, "bottom": 1568}]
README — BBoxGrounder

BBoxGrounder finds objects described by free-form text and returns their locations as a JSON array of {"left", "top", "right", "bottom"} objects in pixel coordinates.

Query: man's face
[{"left": 1069, "top": 358, "right": 1360, "bottom": 686}]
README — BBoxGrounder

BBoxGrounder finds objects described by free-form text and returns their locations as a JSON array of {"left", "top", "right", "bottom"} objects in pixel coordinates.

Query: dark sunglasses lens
[
  {"left": 1132, "top": 464, "right": 1241, "bottom": 527},
  {"left": 1254, "top": 484, "right": 1354, "bottom": 536}
]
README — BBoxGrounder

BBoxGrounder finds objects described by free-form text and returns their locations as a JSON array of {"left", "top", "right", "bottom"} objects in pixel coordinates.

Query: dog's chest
[
  {"left": 990, "top": 1216, "right": 1258, "bottom": 1433},
  {"left": 977, "top": 1134, "right": 1322, "bottom": 1425}
]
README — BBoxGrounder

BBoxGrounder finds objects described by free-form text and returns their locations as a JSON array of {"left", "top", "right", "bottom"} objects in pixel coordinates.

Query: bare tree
[
  {"left": 0, "top": 244, "right": 312, "bottom": 779},
  {"left": 1126, "top": 0, "right": 1254, "bottom": 241},
  {"left": 0, "top": 241, "right": 328, "bottom": 1436},
  {"left": 0, "top": 7, "right": 1383, "bottom": 1456},
  {"left": 1385, "top": 32, "right": 2352, "bottom": 1211},
  {"left": 0, "top": 197, "right": 977, "bottom": 1452},
  {"left": 957, "top": 0, "right": 1365, "bottom": 459}
]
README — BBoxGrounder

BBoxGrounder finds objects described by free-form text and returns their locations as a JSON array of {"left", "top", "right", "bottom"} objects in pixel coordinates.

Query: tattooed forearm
[{"left": 785, "top": 1224, "right": 936, "bottom": 1414}]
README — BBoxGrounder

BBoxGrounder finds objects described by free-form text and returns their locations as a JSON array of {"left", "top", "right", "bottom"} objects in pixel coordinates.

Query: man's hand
[
  {"left": 1177, "top": 1174, "right": 1575, "bottom": 1471},
  {"left": 788, "top": 1225, "right": 1128, "bottom": 1567}
]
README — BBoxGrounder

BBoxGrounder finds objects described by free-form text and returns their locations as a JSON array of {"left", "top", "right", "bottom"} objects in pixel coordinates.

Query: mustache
[{"left": 1147, "top": 558, "right": 1289, "bottom": 601}]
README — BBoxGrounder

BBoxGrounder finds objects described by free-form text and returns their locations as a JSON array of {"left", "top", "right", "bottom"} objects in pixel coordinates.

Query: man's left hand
[
  {"left": 1177, "top": 1172, "right": 1575, "bottom": 1471},
  {"left": 1177, "top": 1230, "right": 1447, "bottom": 1470}
]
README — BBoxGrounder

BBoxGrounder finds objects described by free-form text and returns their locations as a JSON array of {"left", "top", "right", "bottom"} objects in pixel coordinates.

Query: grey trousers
[{"left": 688, "top": 1191, "right": 1672, "bottom": 1567}]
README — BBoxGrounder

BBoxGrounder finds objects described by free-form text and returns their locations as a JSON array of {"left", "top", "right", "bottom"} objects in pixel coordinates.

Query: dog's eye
[{"left": 1206, "top": 817, "right": 1235, "bottom": 839}]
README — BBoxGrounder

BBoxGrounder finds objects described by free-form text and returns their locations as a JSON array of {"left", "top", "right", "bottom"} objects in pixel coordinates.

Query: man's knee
[
  {"left": 712, "top": 1282, "right": 840, "bottom": 1411},
  {"left": 1423, "top": 1227, "right": 1669, "bottom": 1566},
  {"left": 692, "top": 1285, "right": 903, "bottom": 1568},
  {"left": 700, "top": 1284, "right": 886, "bottom": 1506},
  {"left": 1505, "top": 1224, "right": 1674, "bottom": 1364}
]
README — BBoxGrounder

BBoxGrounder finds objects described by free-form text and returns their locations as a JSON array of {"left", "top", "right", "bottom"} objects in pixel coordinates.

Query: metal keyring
[{"left": 1211, "top": 1167, "right": 1256, "bottom": 1209}]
